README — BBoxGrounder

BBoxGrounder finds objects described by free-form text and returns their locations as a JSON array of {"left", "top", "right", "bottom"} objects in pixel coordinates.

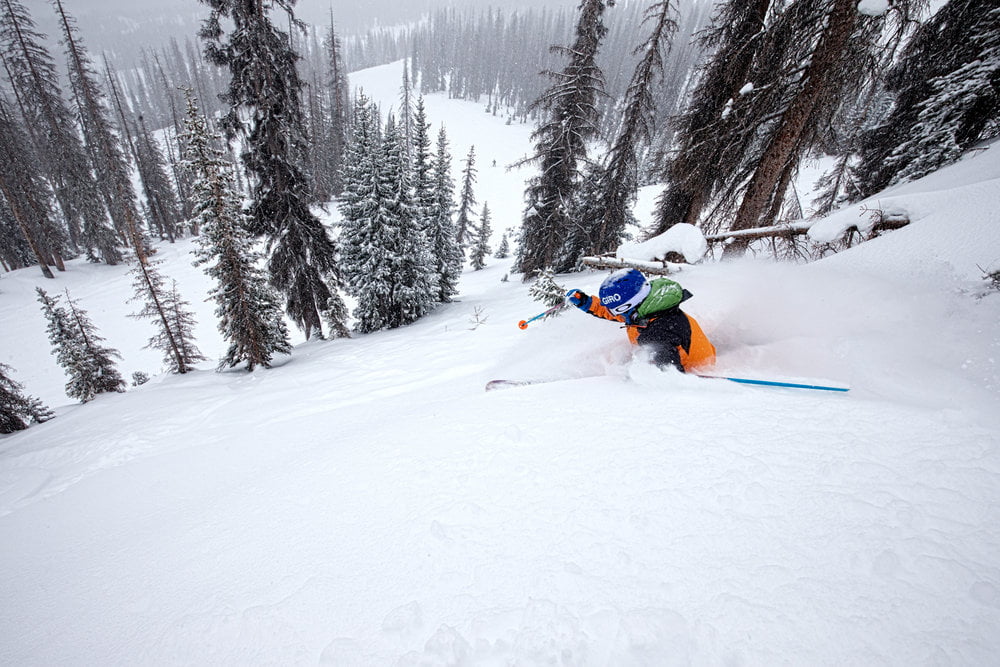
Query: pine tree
[
  {"left": 135, "top": 113, "right": 182, "bottom": 242},
  {"left": 338, "top": 93, "right": 380, "bottom": 296},
  {"left": 102, "top": 58, "right": 154, "bottom": 261},
  {"left": 649, "top": 0, "right": 921, "bottom": 253},
  {"left": 399, "top": 60, "right": 415, "bottom": 165},
  {"left": 470, "top": 202, "right": 492, "bottom": 270},
  {"left": 0, "top": 362, "right": 52, "bottom": 433},
  {"left": 494, "top": 230, "right": 510, "bottom": 259},
  {"left": 410, "top": 96, "right": 440, "bottom": 298},
  {"left": 411, "top": 97, "right": 435, "bottom": 225},
  {"left": 0, "top": 0, "right": 104, "bottom": 260},
  {"left": 303, "top": 74, "right": 331, "bottom": 203},
  {"left": 150, "top": 51, "right": 196, "bottom": 227},
  {"left": 428, "top": 125, "right": 463, "bottom": 301},
  {"left": 324, "top": 11, "right": 350, "bottom": 197},
  {"left": 37, "top": 287, "right": 126, "bottom": 402},
  {"left": 650, "top": 0, "right": 772, "bottom": 237},
  {"left": 347, "top": 114, "right": 435, "bottom": 332},
  {"left": 571, "top": 161, "right": 637, "bottom": 264},
  {"left": 722, "top": 0, "right": 921, "bottom": 256},
  {"left": 0, "top": 198, "right": 34, "bottom": 270},
  {"left": 199, "top": 0, "right": 346, "bottom": 340},
  {"left": 0, "top": 93, "right": 58, "bottom": 278},
  {"left": 528, "top": 267, "right": 567, "bottom": 309},
  {"left": 580, "top": 0, "right": 677, "bottom": 256},
  {"left": 856, "top": 0, "right": 1000, "bottom": 193},
  {"left": 129, "top": 258, "right": 204, "bottom": 374},
  {"left": 54, "top": 0, "right": 123, "bottom": 264},
  {"left": 455, "top": 144, "right": 478, "bottom": 248},
  {"left": 61, "top": 289, "right": 127, "bottom": 399},
  {"left": 810, "top": 151, "right": 862, "bottom": 217},
  {"left": 161, "top": 280, "right": 207, "bottom": 372},
  {"left": 514, "top": 0, "right": 614, "bottom": 277},
  {"left": 183, "top": 91, "right": 292, "bottom": 371}
]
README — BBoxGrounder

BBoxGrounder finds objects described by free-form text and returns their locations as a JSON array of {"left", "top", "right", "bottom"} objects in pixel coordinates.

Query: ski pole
[
  {"left": 518, "top": 302, "right": 567, "bottom": 329},
  {"left": 697, "top": 374, "right": 850, "bottom": 392}
]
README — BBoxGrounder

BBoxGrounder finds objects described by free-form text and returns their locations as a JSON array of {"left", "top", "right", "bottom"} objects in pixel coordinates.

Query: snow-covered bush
[{"left": 528, "top": 268, "right": 566, "bottom": 309}]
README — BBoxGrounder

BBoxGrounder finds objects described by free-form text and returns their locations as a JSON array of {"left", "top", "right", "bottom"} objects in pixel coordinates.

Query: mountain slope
[{"left": 0, "top": 60, "right": 998, "bottom": 665}]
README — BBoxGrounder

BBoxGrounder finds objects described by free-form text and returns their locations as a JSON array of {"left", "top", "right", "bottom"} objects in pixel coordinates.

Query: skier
[{"left": 565, "top": 268, "right": 716, "bottom": 372}]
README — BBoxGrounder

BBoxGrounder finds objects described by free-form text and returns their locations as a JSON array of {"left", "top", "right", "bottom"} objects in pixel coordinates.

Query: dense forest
[{"left": 1, "top": 0, "right": 997, "bottom": 419}]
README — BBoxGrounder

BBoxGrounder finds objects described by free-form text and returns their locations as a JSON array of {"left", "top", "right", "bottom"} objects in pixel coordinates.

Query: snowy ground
[{"left": 1, "top": 60, "right": 999, "bottom": 665}]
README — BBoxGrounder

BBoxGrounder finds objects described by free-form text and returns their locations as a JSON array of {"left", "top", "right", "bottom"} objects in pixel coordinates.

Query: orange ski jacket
[{"left": 580, "top": 293, "right": 716, "bottom": 372}]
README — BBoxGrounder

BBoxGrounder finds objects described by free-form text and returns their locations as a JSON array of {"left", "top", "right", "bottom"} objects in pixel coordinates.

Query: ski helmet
[{"left": 598, "top": 268, "right": 650, "bottom": 319}]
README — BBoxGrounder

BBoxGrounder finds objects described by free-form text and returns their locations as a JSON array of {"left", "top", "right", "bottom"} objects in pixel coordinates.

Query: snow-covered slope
[{"left": 1, "top": 60, "right": 998, "bottom": 665}]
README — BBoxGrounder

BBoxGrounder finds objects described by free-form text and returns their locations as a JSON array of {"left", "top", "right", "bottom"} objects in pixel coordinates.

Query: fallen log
[
  {"left": 580, "top": 255, "right": 682, "bottom": 275},
  {"left": 704, "top": 214, "right": 909, "bottom": 245}
]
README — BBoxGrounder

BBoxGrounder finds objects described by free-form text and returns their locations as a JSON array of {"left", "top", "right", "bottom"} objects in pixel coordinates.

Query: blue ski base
[{"left": 697, "top": 375, "right": 849, "bottom": 393}]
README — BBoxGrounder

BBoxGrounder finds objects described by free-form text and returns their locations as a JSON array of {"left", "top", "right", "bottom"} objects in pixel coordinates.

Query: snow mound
[
  {"left": 812, "top": 140, "right": 1000, "bottom": 281},
  {"left": 857, "top": 0, "right": 889, "bottom": 16},
  {"left": 616, "top": 222, "right": 707, "bottom": 263}
]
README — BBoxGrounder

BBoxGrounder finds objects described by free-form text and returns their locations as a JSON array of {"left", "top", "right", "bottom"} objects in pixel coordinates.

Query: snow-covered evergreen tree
[
  {"left": 323, "top": 11, "right": 350, "bottom": 196},
  {"left": 53, "top": 0, "right": 125, "bottom": 265},
  {"left": 61, "top": 289, "right": 127, "bottom": 399},
  {"left": 652, "top": 0, "right": 921, "bottom": 254},
  {"left": 0, "top": 362, "right": 51, "bottom": 433},
  {"left": 399, "top": 60, "right": 415, "bottom": 165},
  {"left": 0, "top": 199, "right": 34, "bottom": 270},
  {"left": 129, "top": 258, "right": 204, "bottom": 374},
  {"left": 410, "top": 96, "right": 441, "bottom": 297},
  {"left": 515, "top": 0, "right": 613, "bottom": 276},
  {"left": 0, "top": 0, "right": 103, "bottom": 260},
  {"left": 651, "top": 1, "right": 770, "bottom": 237},
  {"left": 199, "top": 0, "right": 346, "bottom": 340},
  {"left": 719, "top": 0, "right": 921, "bottom": 256},
  {"left": 348, "top": 114, "right": 436, "bottom": 332},
  {"left": 857, "top": 0, "right": 999, "bottom": 192},
  {"left": 37, "top": 287, "right": 126, "bottom": 402},
  {"left": 338, "top": 93, "right": 381, "bottom": 295},
  {"left": 428, "top": 126, "right": 463, "bottom": 302},
  {"left": 470, "top": 202, "right": 492, "bottom": 271},
  {"left": 411, "top": 97, "right": 435, "bottom": 224},
  {"left": 148, "top": 52, "right": 197, "bottom": 229},
  {"left": 101, "top": 59, "right": 154, "bottom": 262},
  {"left": 0, "top": 94, "right": 59, "bottom": 278},
  {"left": 183, "top": 92, "right": 292, "bottom": 371},
  {"left": 161, "top": 280, "right": 207, "bottom": 373},
  {"left": 135, "top": 113, "right": 181, "bottom": 242},
  {"left": 494, "top": 231, "right": 510, "bottom": 259},
  {"left": 528, "top": 267, "right": 567, "bottom": 310},
  {"left": 455, "top": 144, "right": 478, "bottom": 248},
  {"left": 569, "top": 161, "right": 637, "bottom": 265},
  {"left": 580, "top": 0, "right": 676, "bottom": 257}
]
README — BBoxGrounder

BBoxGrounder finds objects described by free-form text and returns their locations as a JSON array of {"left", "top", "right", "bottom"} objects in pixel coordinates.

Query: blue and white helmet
[{"left": 598, "top": 269, "right": 650, "bottom": 319}]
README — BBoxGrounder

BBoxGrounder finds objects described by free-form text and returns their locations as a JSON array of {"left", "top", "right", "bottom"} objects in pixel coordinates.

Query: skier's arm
[{"left": 565, "top": 290, "right": 625, "bottom": 323}]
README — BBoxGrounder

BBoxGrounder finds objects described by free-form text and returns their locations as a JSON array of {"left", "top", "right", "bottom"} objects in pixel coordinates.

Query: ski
[
  {"left": 696, "top": 374, "right": 850, "bottom": 392},
  {"left": 487, "top": 374, "right": 850, "bottom": 393},
  {"left": 485, "top": 379, "right": 548, "bottom": 391}
]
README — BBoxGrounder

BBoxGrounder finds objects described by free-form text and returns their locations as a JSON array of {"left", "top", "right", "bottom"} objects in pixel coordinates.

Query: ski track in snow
[{"left": 1, "top": 60, "right": 999, "bottom": 665}]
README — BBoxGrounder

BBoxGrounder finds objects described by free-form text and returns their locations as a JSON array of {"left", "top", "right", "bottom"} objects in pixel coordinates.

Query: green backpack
[{"left": 635, "top": 277, "right": 689, "bottom": 319}]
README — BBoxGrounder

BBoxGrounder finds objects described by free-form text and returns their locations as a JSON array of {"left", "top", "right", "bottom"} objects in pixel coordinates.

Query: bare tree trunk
[
  {"left": 763, "top": 156, "right": 798, "bottom": 227},
  {"left": 724, "top": 0, "right": 858, "bottom": 258}
]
